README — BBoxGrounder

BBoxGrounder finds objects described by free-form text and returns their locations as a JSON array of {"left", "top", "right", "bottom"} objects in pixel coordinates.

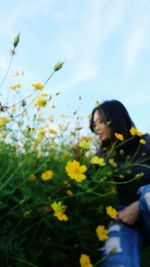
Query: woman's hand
[{"left": 117, "top": 201, "right": 140, "bottom": 225}]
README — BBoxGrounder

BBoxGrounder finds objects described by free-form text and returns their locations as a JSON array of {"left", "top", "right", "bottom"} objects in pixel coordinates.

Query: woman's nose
[{"left": 95, "top": 124, "right": 101, "bottom": 133}]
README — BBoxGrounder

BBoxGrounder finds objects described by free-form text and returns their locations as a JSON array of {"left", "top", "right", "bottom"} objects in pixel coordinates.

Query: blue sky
[{"left": 0, "top": 0, "right": 150, "bottom": 134}]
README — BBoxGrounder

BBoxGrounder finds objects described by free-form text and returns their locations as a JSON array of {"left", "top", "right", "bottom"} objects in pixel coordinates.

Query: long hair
[{"left": 90, "top": 100, "right": 135, "bottom": 140}]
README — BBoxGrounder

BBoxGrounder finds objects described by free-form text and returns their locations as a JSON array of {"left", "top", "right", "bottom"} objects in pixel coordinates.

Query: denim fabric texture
[{"left": 101, "top": 185, "right": 150, "bottom": 267}]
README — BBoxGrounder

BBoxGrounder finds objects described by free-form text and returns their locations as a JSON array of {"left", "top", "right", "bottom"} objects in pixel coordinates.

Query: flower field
[{"left": 0, "top": 34, "right": 150, "bottom": 267}]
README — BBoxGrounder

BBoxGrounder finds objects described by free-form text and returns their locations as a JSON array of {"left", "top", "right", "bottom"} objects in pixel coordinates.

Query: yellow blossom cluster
[
  {"left": 10, "top": 83, "right": 21, "bottom": 90},
  {"left": 129, "top": 127, "right": 142, "bottom": 137},
  {"left": 51, "top": 201, "right": 68, "bottom": 221},
  {"left": 90, "top": 156, "right": 106, "bottom": 166},
  {"left": 79, "top": 254, "right": 93, "bottom": 267},
  {"left": 65, "top": 160, "right": 87, "bottom": 182}
]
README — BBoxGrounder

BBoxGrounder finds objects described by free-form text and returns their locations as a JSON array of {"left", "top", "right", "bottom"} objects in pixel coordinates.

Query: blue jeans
[{"left": 101, "top": 185, "right": 150, "bottom": 267}]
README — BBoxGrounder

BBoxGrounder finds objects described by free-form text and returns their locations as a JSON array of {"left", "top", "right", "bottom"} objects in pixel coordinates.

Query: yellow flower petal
[
  {"left": 96, "top": 225, "right": 108, "bottom": 241},
  {"left": 32, "top": 82, "right": 44, "bottom": 90},
  {"left": 65, "top": 160, "right": 87, "bottom": 182},
  {"left": 106, "top": 206, "right": 118, "bottom": 219},
  {"left": 41, "top": 170, "right": 53, "bottom": 181},
  {"left": 115, "top": 133, "right": 124, "bottom": 141},
  {"left": 80, "top": 254, "right": 93, "bottom": 267}
]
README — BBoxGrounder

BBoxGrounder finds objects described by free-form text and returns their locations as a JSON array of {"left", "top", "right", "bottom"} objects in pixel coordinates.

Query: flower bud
[
  {"left": 13, "top": 33, "right": 20, "bottom": 48},
  {"left": 54, "top": 61, "right": 64, "bottom": 72}
]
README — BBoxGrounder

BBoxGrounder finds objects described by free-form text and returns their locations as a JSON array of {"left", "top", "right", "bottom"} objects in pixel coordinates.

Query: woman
[{"left": 90, "top": 100, "right": 150, "bottom": 267}]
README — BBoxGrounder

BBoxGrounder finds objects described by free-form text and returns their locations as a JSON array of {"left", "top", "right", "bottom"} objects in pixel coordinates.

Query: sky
[{"left": 0, "top": 0, "right": 150, "bottom": 135}]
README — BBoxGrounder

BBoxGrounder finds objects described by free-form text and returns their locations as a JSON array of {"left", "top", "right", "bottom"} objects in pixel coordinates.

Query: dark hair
[{"left": 90, "top": 100, "right": 135, "bottom": 140}]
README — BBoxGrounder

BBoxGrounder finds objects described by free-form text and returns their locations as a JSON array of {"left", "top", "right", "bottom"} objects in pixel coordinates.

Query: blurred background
[{"left": 0, "top": 0, "right": 150, "bottom": 135}]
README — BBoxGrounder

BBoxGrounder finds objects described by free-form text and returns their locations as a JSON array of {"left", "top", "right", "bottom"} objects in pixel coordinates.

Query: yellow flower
[
  {"left": 64, "top": 180, "right": 70, "bottom": 186},
  {"left": 80, "top": 254, "right": 93, "bottom": 267},
  {"left": 51, "top": 201, "right": 68, "bottom": 221},
  {"left": 58, "top": 123, "right": 64, "bottom": 131},
  {"left": 109, "top": 186, "right": 116, "bottom": 194},
  {"left": 28, "top": 174, "right": 36, "bottom": 181},
  {"left": 48, "top": 114, "right": 54, "bottom": 122},
  {"left": 78, "top": 140, "right": 89, "bottom": 150},
  {"left": 49, "top": 128, "right": 57, "bottom": 135},
  {"left": 96, "top": 225, "right": 108, "bottom": 241},
  {"left": 38, "top": 131, "right": 45, "bottom": 140},
  {"left": 0, "top": 117, "right": 9, "bottom": 127},
  {"left": 129, "top": 127, "right": 142, "bottom": 137},
  {"left": 90, "top": 156, "right": 106, "bottom": 166},
  {"left": 41, "top": 170, "right": 53, "bottom": 181},
  {"left": 51, "top": 201, "right": 65, "bottom": 212},
  {"left": 106, "top": 206, "right": 118, "bottom": 219},
  {"left": 66, "top": 190, "right": 73, "bottom": 196},
  {"left": 119, "top": 174, "right": 124, "bottom": 179},
  {"left": 10, "top": 83, "right": 21, "bottom": 90},
  {"left": 60, "top": 113, "right": 65, "bottom": 118},
  {"left": 139, "top": 139, "right": 146, "bottom": 145},
  {"left": 54, "top": 211, "right": 68, "bottom": 221},
  {"left": 12, "top": 71, "right": 20, "bottom": 77},
  {"left": 23, "top": 210, "right": 31, "bottom": 218},
  {"left": 41, "top": 93, "right": 49, "bottom": 97},
  {"left": 12, "top": 106, "right": 17, "bottom": 113},
  {"left": 115, "top": 133, "right": 124, "bottom": 141},
  {"left": 36, "top": 116, "right": 45, "bottom": 122},
  {"left": 63, "top": 151, "right": 70, "bottom": 158},
  {"left": 65, "top": 160, "right": 87, "bottom": 182},
  {"left": 109, "top": 158, "right": 117, "bottom": 168},
  {"left": 54, "top": 61, "right": 64, "bottom": 71},
  {"left": 94, "top": 100, "right": 100, "bottom": 106},
  {"left": 34, "top": 97, "right": 47, "bottom": 108},
  {"left": 32, "top": 82, "right": 44, "bottom": 90}
]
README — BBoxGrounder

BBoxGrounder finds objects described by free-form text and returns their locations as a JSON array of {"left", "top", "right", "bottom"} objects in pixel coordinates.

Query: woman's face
[{"left": 93, "top": 110, "right": 111, "bottom": 142}]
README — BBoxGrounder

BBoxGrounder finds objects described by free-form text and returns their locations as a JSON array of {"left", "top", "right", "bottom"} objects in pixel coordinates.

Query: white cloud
[
  {"left": 0, "top": 0, "right": 58, "bottom": 36},
  {"left": 53, "top": 0, "right": 129, "bottom": 92},
  {"left": 123, "top": 1, "right": 150, "bottom": 75},
  {"left": 125, "top": 89, "right": 150, "bottom": 108},
  {"left": 124, "top": 25, "right": 147, "bottom": 74}
]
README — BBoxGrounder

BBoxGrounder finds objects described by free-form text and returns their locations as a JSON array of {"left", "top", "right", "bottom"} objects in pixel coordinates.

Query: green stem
[
  {"left": 0, "top": 52, "right": 14, "bottom": 90},
  {"left": 32, "top": 238, "right": 49, "bottom": 263},
  {"left": 0, "top": 198, "right": 26, "bottom": 221},
  {"left": 10, "top": 256, "right": 38, "bottom": 267},
  {"left": 106, "top": 175, "right": 141, "bottom": 185},
  {"left": 0, "top": 158, "right": 27, "bottom": 192},
  {"left": 93, "top": 254, "right": 109, "bottom": 266},
  {"left": 43, "top": 71, "right": 55, "bottom": 85}
]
